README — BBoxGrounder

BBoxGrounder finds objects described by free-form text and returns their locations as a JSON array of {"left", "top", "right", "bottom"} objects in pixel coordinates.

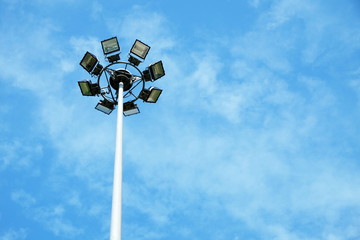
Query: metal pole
[{"left": 110, "top": 82, "right": 124, "bottom": 240}]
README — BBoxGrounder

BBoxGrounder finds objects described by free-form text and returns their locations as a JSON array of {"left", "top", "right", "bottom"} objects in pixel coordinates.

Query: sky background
[{"left": 1, "top": 0, "right": 360, "bottom": 239}]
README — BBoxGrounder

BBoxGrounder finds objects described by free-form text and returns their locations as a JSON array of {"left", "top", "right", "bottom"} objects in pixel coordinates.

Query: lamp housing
[
  {"left": 142, "top": 69, "right": 152, "bottom": 82},
  {"left": 101, "top": 37, "right": 120, "bottom": 55},
  {"left": 128, "top": 55, "right": 141, "bottom": 66},
  {"left": 80, "top": 52, "right": 98, "bottom": 73},
  {"left": 95, "top": 99, "right": 115, "bottom": 115},
  {"left": 149, "top": 60, "right": 165, "bottom": 80},
  {"left": 92, "top": 63, "right": 103, "bottom": 76},
  {"left": 130, "top": 39, "right": 150, "bottom": 59},
  {"left": 139, "top": 87, "right": 162, "bottom": 103},
  {"left": 106, "top": 54, "right": 120, "bottom": 63},
  {"left": 78, "top": 80, "right": 101, "bottom": 96},
  {"left": 123, "top": 102, "right": 140, "bottom": 116}
]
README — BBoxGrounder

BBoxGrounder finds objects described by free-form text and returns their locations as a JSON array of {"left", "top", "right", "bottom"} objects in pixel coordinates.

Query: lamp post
[{"left": 77, "top": 36, "right": 165, "bottom": 240}]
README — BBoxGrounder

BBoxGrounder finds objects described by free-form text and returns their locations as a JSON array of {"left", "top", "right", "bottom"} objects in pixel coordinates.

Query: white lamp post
[
  {"left": 110, "top": 82, "right": 123, "bottom": 240},
  {"left": 77, "top": 37, "right": 165, "bottom": 240}
]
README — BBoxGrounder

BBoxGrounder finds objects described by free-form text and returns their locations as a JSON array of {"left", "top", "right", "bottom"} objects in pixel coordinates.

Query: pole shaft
[{"left": 110, "top": 82, "right": 124, "bottom": 240}]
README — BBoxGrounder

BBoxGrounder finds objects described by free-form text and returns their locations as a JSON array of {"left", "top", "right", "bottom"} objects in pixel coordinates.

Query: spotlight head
[
  {"left": 92, "top": 63, "right": 103, "bottom": 76},
  {"left": 80, "top": 52, "right": 98, "bottom": 73},
  {"left": 123, "top": 102, "right": 140, "bottom": 116},
  {"left": 106, "top": 54, "right": 120, "bottom": 63},
  {"left": 95, "top": 99, "right": 115, "bottom": 115},
  {"left": 142, "top": 69, "right": 152, "bottom": 82},
  {"left": 139, "top": 87, "right": 162, "bottom": 103},
  {"left": 78, "top": 80, "right": 101, "bottom": 96},
  {"left": 101, "top": 37, "right": 120, "bottom": 55},
  {"left": 149, "top": 60, "right": 165, "bottom": 80},
  {"left": 128, "top": 55, "right": 141, "bottom": 66},
  {"left": 130, "top": 39, "right": 150, "bottom": 59}
]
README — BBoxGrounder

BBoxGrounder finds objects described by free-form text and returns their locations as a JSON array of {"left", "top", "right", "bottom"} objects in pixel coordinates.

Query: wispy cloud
[
  {"left": 107, "top": 2, "right": 360, "bottom": 239},
  {"left": 1, "top": 0, "right": 360, "bottom": 239},
  {"left": 0, "top": 229, "right": 27, "bottom": 240},
  {"left": 11, "top": 189, "right": 84, "bottom": 238}
]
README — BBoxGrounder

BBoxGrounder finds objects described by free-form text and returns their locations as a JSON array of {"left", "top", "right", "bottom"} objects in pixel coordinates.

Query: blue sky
[{"left": 1, "top": 0, "right": 360, "bottom": 239}]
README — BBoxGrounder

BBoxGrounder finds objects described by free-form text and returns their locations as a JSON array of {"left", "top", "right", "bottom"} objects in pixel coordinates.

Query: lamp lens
[
  {"left": 96, "top": 105, "right": 112, "bottom": 114},
  {"left": 150, "top": 61, "right": 165, "bottom": 80},
  {"left": 79, "top": 81, "right": 92, "bottom": 96},
  {"left": 148, "top": 89, "right": 162, "bottom": 103},
  {"left": 102, "top": 37, "right": 120, "bottom": 55},
  {"left": 123, "top": 102, "right": 140, "bottom": 116},
  {"left": 80, "top": 52, "right": 97, "bottom": 72},
  {"left": 131, "top": 40, "right": 150, "bottom": 59},
  {"left": 124, "top": 108, "right": 140, "bottom": 116}
]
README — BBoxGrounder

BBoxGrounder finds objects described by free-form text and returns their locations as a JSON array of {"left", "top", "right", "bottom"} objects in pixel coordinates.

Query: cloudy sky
[{"left": 1, "top": 0, "right": 360, "bottom": 239}]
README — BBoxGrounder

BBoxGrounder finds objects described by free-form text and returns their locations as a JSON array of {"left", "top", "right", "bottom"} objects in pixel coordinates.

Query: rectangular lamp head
[
  {"left": 78, "top": 80, "right": 92, "bottom": 96},
  {"left": 92, "top": 63, "right": 103, "bottom": 76},
  {"left": 95, "top": 99, "right": 115, "bottom": 114},
  {"left": 123, "top": 102, "right": 140, "bottom": 116},
  {"left": 128, "top": 55, "right": 141, "bottom": 66},
  {"left": 101, "top": 37, "right": 120, "bottom": 55},
  {"left": 78, "top": 80, "right": 100, "bottom": 96},
  {"left": 147, "top": 87, "right": 162, "bottom": 103},
  {"left": 142, "top": 69, "right": 152, "bottom": 81},
  {"left": 130, "top": 39, "right": 150, "bottom": 59},
  {"left": 149, "top": 60, "right": 165, "bottom": 80},
  {"left": 139, "top": 87, "right": 162, "bottom": 103},
  {"left": 107, "top": 54, "right": 120, "bottom": 63},
  {"left": 80, "top": 52, "right": 98, "bottom": 73}
]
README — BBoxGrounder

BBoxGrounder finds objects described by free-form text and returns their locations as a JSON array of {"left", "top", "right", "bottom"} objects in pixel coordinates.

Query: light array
[{"left": 78, "top": 37, "right": 166, "bottom": 116}]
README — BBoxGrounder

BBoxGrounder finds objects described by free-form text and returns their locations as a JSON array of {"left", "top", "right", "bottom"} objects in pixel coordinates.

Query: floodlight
[
  {"left": 139, "top": 87, "right": 162, "bottom": 103},
  {"left": 101, "top": 37, "right": 120, "bottom": 55},
  {"left": 130, "top": 39, "right": 150, "bottom": 59},
  {"left": 92, "top": 63, "right": 103, "bottom": 76},
  {"left": 78, "top": 80, "right": 101, "bottom": 96},
  {"left": 123, "top": 102, "right": 140, "bottom": 116},
  {"left": 149, "top": 60, "right": 165, "bottom": 80},
  {"left": 107, "top": 54, "right": 120, "bottom": 63},
  {"left": 80, "top": 52, "right": 98, "bottom": 73},
  {"left": 128, "top": 55, "right": 141, "bottom": 66},
  {"left": 142, "top": 69, "right": 152, "bottom": 82},
  {"left": 95, "top": 99, "right": 115, "bottom": 114}
]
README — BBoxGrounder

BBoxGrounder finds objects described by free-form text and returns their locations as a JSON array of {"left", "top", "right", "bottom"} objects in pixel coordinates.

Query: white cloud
[
  {"left": 33, "top": 205, "right": 83, "bottom": 238},
  {"left": 116, "top": 25, "right": 360, "bottom": 237},
  {"left": 350, "top": 81, "right": 360, "bottom": 100},
  {"left": 10, "top": 189, "right": 83, "bottom": 238},
  {"left": 0, "top": 141, "right": 43, "bottom": 171},
  {"left": 0, "top": 229, "right": 27, "bottom": 240},
  {"left": 1, "top": 1, "right": 360, "bottom": 239},
  {"left": 91, "top": 1, "right": 103, "bottom": 20},
  {"left": 248, "top": 0, "right": 262, "bottom": 8},
  {"left": 107, "top": 6, "right": 175, "bottom": 56},
  {"left": 11, "top": 190, "right": 37, "bottom": 208}
]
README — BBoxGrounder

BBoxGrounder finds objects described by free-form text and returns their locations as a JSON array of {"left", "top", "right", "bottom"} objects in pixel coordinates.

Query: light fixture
[
  {"left": 123, "top": 102, "right": 140, "bottom": 116},
  {"left": 130, "top": 39, "right": 150, "bottom": 59},
  {"left": 78, "top": 80, "right": 101, "bottom": 96},
  {"left": 142, "top": 69, "right": 152, "bottom": 82},
  {"left": 107, "top": 54, "right": 120, "bottom": 63},
  {"left": 95, "top": 99, "right": 115, "bottom": 114},
  {"left": 79, "top": 37, "right": 165, "bottom": 116},
  {"left": 139, "top": 87, "right": 162, "bottom": 103},
  {"left": 92, "top": 63, "right": 103, "bottom": 76},
  {"left": 128, "top": 55, "right": 141, "bottom": 66},
  {"left": 101, "top": 37, "right": 120, "bottom": 55},
  {"left": 80, "top": 52, "right": 98, "bottom": 73},
  {"left": 149, "top": 60, "right": 165, "bottom": 80}
]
